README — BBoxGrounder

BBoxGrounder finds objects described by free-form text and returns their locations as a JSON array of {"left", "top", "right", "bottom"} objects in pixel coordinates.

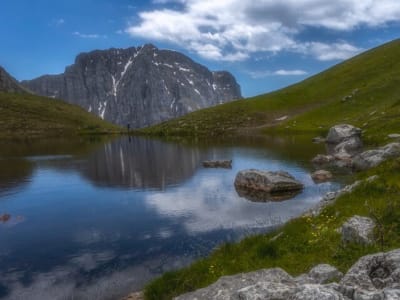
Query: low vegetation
[{"left": 0, "top": 92, "right": 120, "bottom": 138}]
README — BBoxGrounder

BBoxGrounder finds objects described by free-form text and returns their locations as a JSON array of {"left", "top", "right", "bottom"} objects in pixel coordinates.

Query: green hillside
[
  {"left": 143, "top": 39, "right": 400, "bottom": 145},
  {"left": 0, "top": 92, "right": 120, "bottom": 138}
]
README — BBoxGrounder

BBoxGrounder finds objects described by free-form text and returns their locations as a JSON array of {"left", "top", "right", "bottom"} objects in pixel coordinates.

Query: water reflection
[
  {"left": 0, "top": 135, "right": 342, "bottom": 300},
  {"left": 82, "top": 137, "right": 210, "bottom": 189}
]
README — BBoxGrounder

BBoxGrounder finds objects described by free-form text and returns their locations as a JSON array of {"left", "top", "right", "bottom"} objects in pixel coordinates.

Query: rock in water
[
  {"left": 311, "top": 170, "right": 333, "bottom": 183},
  {"left": 202, "top": 160, "right": 232, "bottom": 168},
  {"left": 234, "top": 170, "right": 303, "bottom": 201},
  {"left": 326, "top": 124, "right": 362, "bottom": 144},
  {"left": 21, "top": 44, "right": 241, "bottom": 128}
]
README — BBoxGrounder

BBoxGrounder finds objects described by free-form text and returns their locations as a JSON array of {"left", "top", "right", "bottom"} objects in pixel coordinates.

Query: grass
[
  {"left": 0, "top": 92, "right": 121, "bottom": 138},
  {"left": 142, "top": 39, "right": 400, "bottom": 145},
  {"left": 144, "top": 159, "right": 400, "bottom": 299}
]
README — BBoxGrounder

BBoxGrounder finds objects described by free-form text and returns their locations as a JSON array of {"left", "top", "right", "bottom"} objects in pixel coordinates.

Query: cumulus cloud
[{"left": 125, "top": 0, "right": 400, "bottom": 61}]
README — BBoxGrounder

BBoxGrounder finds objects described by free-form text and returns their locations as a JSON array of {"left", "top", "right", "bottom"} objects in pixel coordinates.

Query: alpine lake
[{"left": 0, "top": 135, "right": 349, "bottom": 300}]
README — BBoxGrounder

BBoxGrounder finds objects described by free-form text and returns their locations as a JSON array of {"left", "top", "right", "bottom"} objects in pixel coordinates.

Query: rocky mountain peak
[
  {"left": 21, "top": 45, "right": 242, "bottom": 128},
  {"left": 0, "top": 66, "right": 27, "bottom": 93}
]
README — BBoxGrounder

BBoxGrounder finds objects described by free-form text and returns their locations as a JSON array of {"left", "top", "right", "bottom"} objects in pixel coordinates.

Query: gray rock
[
  {"left": 234, "top": 170, "right": 304, "bottom": 194},
  {"left": 340, "top": 249, "right": 400, "bottom": 299},
  {"left": 312, "top": 154, "right": 335, "bottom": 165},
  {"left": 203, "top": 160, "right": 232, "bottom": 168},
  {"left": 21, "top": 44, "right": 241, "bottom": 128},
  {"left": 313, "top": 136, "right": 326, "bottom": 143},
  {"left": 353, "top": 143, "right": 400, "bottom": 170},
  {"left": 311, "top": 170, "right": 333, "bottom": 183},
  {"left": 388, "top": 134, "right": 400, "bottom": 139},
  {"left": 292, "top": 284, "right": 347, "bottom": 300},
  {"left": 334, "top": 137, "right": 363, "bottom": 155},
  {"left": 174, "top": 268, "right": 295, "bottom": 300},
  {"left": 308, "top": 264, "right": 344, "bottom": 284},
  {"left": 341, "top": 216, "right": 375, "bottom": 245},
  {"left": 326, "top": 125, "right": 362, "bottom": 145}
]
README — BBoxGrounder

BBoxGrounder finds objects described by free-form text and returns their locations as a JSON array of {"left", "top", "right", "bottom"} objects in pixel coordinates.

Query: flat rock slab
[{"left": 234, "top": 169, "right": 304, "bottom": 195}]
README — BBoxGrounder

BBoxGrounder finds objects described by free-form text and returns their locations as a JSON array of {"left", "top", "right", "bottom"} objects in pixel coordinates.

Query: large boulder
[
  {"left": 352, "top": 143, "right": 400, "bottom": 170},
  {"left": 326, "top": 124, "right": 362, "bottom": 145},
  {"left": 341, "top": 216, "right": 375, "bottom": 245},
  {"left": 175, "top": 268, "right": 296, "bottom": 300},
  {"left": 234, "top": 170, "right": 304, "bottom": 194},
  {"left": 340, "top": 249, "right": 400, "bottom": 299}
]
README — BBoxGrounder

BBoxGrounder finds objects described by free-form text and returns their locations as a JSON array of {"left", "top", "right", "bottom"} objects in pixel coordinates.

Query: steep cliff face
[
  {"left": 0, "top": 66, "right": 27, "bottom": 93},
  {"left": 22, "top": 44, "right": 242, "bottom": 128}
]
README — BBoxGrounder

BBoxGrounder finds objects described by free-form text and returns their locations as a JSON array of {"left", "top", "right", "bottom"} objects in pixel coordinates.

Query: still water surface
[{"left": 0, "top": 136, "right": 341, "bottom": 300}]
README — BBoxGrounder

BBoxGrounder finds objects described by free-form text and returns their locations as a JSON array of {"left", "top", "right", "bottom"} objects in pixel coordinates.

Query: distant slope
[
  {"left": 142, "top": 39, "right": 400, "bottom": 145},
  {"left": 0, "top": 66, "right": 28, "bottom": 93},
  {"left": 0, "top": 92, "right": 120, "bottom": 138}
]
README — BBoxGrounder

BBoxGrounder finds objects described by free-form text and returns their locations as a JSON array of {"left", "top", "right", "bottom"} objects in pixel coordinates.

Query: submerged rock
[
  {"left": 234, "top": 170, "right": 304, "bottom": 198},
  {"left": 341, "top": 216, "right": 375, "bottom": 245},
  {"left": 311, "top": 170, "right": 333, "bottom": 183},
  {"left": 202, "top": 160, "right": 232, "bottom": 168}
]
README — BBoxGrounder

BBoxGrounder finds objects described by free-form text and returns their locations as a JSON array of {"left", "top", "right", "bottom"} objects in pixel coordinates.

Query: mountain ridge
[{"left": 22, "top": 44, "right": 241, "bottom": 128}]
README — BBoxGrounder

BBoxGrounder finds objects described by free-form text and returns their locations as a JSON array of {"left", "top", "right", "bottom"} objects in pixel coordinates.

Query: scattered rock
[
  {"left": 352, "top": 143, "right": 400, "bottom": 170},
  {"left": 176, "top": 249, "right": 400, "bottom": 300},
  {"left": 0, "top": 214, "right": 11, "bottom": 223},
  {"left": 388, "top": 134, "right": 400, "bottom": 139},
  {"left": 341, "top": 216, "right": 375, "bottom": 245},
  {"left": 312, "top": 154, "right": 335, "bottom": 165},
  {"left": 276, "top": 115, "right": 288, "bottom": 121},
  {"left": 326, "top": 124, "right": 362, "bottom": 145},
  {"left": 234, "top": 170, "right": 304, "bottom": 195},
  {"left": 311, "top": 170, "right": 333, "bottom": 183},
  {"left": 123, "top": 291, "right": 144, "bottom": 300},
  {"left": 202, "top": 160, "right": 232, "bottom": 168}
]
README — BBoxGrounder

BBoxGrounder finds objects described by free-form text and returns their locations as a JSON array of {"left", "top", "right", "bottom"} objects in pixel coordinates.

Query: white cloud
[
  {"left": 303, "top": 42, "right": 363, "bottom": 61},
  {"left": 125, "top": 0, "right": 400, "bottom": 61},
  {"left": 73, "top": 32, "right": 107, "bottom": 39},
  {"left": 247, "top": 69, "right": 308, "bottom": 78}
]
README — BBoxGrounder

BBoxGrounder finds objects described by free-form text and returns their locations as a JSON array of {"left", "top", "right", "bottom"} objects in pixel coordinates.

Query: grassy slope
[
  {"left": 143, "top": 40, "right": 400, "bottom": 299},
  {"left": 143, "top": 39, "right": 400, "bottom": 145},
  {"left": 0, "top": 92, "right": 120, "bottom": 138}
]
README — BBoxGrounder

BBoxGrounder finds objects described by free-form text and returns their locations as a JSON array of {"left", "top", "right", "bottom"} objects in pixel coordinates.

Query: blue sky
[{"left": 1, "top": 0, "right": 399, "bottom": 97}]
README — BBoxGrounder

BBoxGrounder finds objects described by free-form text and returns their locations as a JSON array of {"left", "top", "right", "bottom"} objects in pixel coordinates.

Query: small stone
[
  {"left": 311, "top": 170, "right": 333, "bottom": 183},
  {"left": 203, "top": 160, "right": 232, "bottom": 168},
  {"left": 312, "top": 154, "right": 335, "bottom": 165},
  {"left": 341, "top": 216, "right": 375, "bottom": 244}
]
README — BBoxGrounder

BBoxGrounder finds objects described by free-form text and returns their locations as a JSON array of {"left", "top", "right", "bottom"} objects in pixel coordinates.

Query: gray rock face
[
  {"left": 326, "top": 125, "right": 362, "bottom": 145},
  {"left": 175, "top": 249, "right": 400, "bottom": 300},
  {"left": 21, "top": 44, "right": 241, "bottom": 128},
  {"left": 0, "top": 66, "right": 27, "bottom": 93},
  {"left": 353, "top": 143, "right": 400, "bottom": 170},
  {"left": 234, "top": 170, "right": 304, "bottom": 193},
  {"left": 341, "top": 216, "right": 375, "bottom": 245}
]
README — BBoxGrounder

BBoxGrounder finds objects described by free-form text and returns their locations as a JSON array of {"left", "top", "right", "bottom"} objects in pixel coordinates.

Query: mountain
[
  {"left": 22, "top": 44, "right": 242, "bottom": 128},
  {"left": 0, "top": 67, "right": 119, "bottom": 138},
  {"left": 142, "top": 39, "right": 400, "bottom": 145},
  {"left": 0, "top": 66, "right": 27, "bottom": 93}
]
